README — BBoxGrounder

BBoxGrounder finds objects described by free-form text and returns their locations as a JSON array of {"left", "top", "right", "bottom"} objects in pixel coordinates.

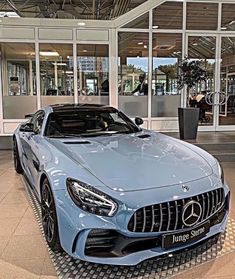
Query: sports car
[{"left": 13, "top": 104, "right": 230, "bottom": 265}]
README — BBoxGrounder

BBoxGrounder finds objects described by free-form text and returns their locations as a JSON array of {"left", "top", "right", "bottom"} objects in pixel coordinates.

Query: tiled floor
[
  {"left": 0, "top": 151, "right": 56, "bottom": 279},
  {"left": 0, "top": 150, "right": 234, "bottom": 279}
]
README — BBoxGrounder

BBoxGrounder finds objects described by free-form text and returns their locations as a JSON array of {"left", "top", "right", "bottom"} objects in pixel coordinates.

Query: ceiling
[{"left": 0, "top": 0, "right": 147, "bottom": 19}]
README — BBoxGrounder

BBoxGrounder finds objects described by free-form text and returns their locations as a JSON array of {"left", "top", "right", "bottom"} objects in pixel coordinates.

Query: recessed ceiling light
[
  {"left": 138, "top": 42, "right": 143, "bottom": 45},
  {"left": 78, "top": 22, "right": 85, "bottom": 26},
  {"left": 153, "top": 25, "right": 159, "bottom": 29},
  {"left": 40, "top": 51, "right": 59, "bottom": 56},
  {"left": 83, "top": 49, "right": 87, "bottom": 52},
  {"left": 144, "top": 45, "right": 148, "bottom": 49},
  {"left": 221, "top": 26, "right": 227, "bottom": 30},
  {"left": 52, "top": 62, "right": 67, "bottom": 66},
  {"left": 192, "top": 42, "right": 198, "bottom": 46}
]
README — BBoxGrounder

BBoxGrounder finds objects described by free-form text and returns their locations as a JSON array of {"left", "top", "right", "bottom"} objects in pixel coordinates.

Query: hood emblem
[
  {"left": 182, "top": 201, "right": 202, "bottom": 227},
  {"left": 182, "top": 184, "right": 189, "bottom": 192}
]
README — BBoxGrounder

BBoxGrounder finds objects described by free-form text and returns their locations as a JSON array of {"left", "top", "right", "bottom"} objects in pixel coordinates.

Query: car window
[
  {"left": 45, "top": 108, "right": 140, "bottom": 137},
  {"left": 31, "top": 111, "right": 45, "bottom": 134}
]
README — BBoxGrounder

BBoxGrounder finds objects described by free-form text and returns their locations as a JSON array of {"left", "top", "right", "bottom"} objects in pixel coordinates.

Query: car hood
[{"left": 47, "top": 132, "right": 213, "bottom": 192}]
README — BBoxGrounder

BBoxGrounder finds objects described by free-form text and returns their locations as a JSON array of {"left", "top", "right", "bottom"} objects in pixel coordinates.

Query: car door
[{"left": 21, "top": 111, "right": 45, "bottom": 186}]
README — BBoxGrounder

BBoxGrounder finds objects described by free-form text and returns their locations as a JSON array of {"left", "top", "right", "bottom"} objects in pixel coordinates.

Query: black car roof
[{"left": 51, "top": 103, "right": 114, "bottom": 112}]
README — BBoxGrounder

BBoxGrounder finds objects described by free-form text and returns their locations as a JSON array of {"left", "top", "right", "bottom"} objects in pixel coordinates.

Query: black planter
[{"left": 178, "top": 107, "right": 199, "bottom": 140}]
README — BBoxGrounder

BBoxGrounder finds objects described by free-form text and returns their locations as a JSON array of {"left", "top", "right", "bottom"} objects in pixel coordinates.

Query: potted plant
[{"left": 177, "top": 58, "right": 208, "bottom": 140}]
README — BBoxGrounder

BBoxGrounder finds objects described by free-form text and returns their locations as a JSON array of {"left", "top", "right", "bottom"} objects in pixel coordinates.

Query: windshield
[{"left": 45, "top": 108, "right": 140, "bottom": 138}]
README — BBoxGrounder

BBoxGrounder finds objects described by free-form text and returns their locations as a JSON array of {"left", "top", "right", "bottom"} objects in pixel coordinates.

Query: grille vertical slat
[
  {"left": 151, "top": 205, "right": 155, "bottom": 232},
  {"left": 166, "top": 202, "right": 171, "bottom": 231},
  {"left": 128, "top": 188, "right": 225, "bottom": 233},
  {"left": 133, "top": 213, "right": 137, "bottom": 232},
  {"left": 206, "top": 192, "right": 210, "bottom": 218},
  {"left": 211, "top": 190, "right": 215, "bottom": 214},
  {"left": 159, "top": 204, "right": 163, "bottom": 231},
  {"left": 142, "top": 208, "right": 146, "bottom": 232},
  {"left": 174, "top": 200, "right": 178, "bottom": 230},
  {"left": 215, "top": 189, "right": 218, "bottom": 211}
]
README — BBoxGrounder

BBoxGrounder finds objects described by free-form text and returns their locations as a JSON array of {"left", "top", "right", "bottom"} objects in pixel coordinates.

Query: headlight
[
  {"left": 67, "top": 178, "right": 118, "bottom": 217},
  {"left": 216, "top": 161, "right": 224, "bottom": 184}
]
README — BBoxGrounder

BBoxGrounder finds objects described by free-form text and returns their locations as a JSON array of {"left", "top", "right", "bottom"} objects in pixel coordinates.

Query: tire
[
  {"left": 13, "top": 139, "right": 23, "bottom": 174},
  {"left": 41, "top": 178, "right": 62, "bottom": 252}
]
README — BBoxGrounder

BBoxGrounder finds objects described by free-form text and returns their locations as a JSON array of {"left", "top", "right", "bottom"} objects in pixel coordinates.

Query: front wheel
[
  {"left": 13, "top": 139, "right": 23, "bottom": 174},
  {"left": 41, "top": 179, "right": 62, "bottom": 252}
]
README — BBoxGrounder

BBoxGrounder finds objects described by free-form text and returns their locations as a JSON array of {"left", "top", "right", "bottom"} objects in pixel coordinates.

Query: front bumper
[{"left": 54, "top": 185, "right": 230, "bottom": 266}]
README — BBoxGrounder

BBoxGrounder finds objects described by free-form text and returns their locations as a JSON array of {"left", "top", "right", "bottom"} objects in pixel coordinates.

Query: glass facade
[
  {"left": 39, "top": 43, "right": 74, "bottom": 107},
  {"left": 77, "top": 44, "right": 109, "bottom": 105},
  {"left": 1, "top": 0, "right": 235, "bottom": 134},
  {"left": 152, "top": 33, "right": 182, "bottom": 117},
  {"left": 0, "top": 43, "right": 36, "bottom": 119}
]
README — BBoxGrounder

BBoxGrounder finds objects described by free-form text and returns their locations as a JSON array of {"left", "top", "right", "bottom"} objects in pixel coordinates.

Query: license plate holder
[{"left": 162, "top": 221, "right": 210, "bottom": 249}]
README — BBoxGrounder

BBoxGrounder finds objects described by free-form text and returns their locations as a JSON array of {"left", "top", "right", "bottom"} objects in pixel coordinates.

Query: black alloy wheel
[
  {"left": 13, "top": 139, "right": 23, "bottom": 174},
  {"left": 41, "top": 179, "right": 62, "bottom": 252}
]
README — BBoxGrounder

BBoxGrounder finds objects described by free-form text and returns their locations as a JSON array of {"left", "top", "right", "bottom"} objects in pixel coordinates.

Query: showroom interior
[{"left": 0, "top": 0, "right": 235, "bottom": 278}]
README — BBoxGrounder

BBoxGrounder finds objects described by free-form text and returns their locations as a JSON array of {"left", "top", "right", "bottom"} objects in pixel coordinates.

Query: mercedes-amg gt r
[{"left": 13, "top": 104, "right": 230, "bottom": 265}]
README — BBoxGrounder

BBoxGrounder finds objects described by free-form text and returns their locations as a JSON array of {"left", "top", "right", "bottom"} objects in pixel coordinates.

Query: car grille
[{"left": 128, "top": 188, "right": 225, "bottom": 233}]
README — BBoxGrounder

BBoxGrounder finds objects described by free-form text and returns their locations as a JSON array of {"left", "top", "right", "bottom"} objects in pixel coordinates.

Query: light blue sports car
[{"left": 13, "top": 104, "right": 230, "bottom": 266}]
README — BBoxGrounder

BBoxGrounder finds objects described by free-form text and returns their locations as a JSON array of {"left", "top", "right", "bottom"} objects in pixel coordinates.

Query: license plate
[{"left": 162, "top": 221, "right": 210, "bottom": 249}]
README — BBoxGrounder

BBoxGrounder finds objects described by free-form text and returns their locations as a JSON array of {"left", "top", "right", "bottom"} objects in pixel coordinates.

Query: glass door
[
  {"left": 187, "top": 35, "right": 217, "bottom": 127},
  {"left": 219, "top": 36, "right": 235, "bottom": 127}
]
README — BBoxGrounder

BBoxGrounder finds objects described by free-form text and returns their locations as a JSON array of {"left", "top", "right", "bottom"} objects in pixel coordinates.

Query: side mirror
[
  {"left": 135, "top": 117, "right": 144, "bottom": 126},
  {"left": 20, "top": 123, "right": 35, "bottom": 133}
]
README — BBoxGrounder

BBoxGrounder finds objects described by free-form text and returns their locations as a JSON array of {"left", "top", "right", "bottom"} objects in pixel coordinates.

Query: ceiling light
[
  {"left": 221, "top": 26, "right": 227, "bottom": 30},
  {"left": 83, "top": 49, "right": 87, "bottom": 52},
  {"left": 153, "top": 25, "right": 159, "bottom": 29},
  {"left": 78, "top": 22, "right": 85, "bottom": 26},
  {"left": 144, "top": 45, "right": 148, "bottom": 49},
  {"left": 138, "top": 42, "right": 143, "bottom": 45},
  {"left": 192, "top": 42, "right": 198, "bottom": 46},
  {"left": 40, "top": 51, "right": 59, "bottom": 56},
  {"left": 52, "top": 62, "right": 67, "bottom": 66},
  {"left": 66, "top": 71, "right": 73, "bottom": 74}
]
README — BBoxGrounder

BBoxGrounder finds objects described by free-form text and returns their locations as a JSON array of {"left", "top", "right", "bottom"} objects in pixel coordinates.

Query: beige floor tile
[
  {"left": 0, "top": 218, "right": 21, "bottom": 236},
  {"left": 0, "top": 182, "right": 13, "bottom": 193},
  {"left": 0, "top": 192, "right": 7, "bottom": 202},
  {"left": 40, "top": 254, "right": 57, "bottom": 277},
  {"left": 40, "top": 276, "right": 57, "bottom": 279},
  {"left": 1, "top": 191, "right": 29, "bottom": 205},
  {"left": 0, "top": 204, "right": 28, "bottom": 218},
  {"left": 23, "top": 207, "right": 36, "bottom": 219},
  {"left": 14, "top": 217, "right": 41, "bottom": 236},
  {"left": 0, "top": 259, "right": 40, "bottom": 279},
  {"left": 0, "top": 236, "right": 10, "bottom": 256},
  {"left": 2, "top": 235, "right": 47, "bottom": 260}
]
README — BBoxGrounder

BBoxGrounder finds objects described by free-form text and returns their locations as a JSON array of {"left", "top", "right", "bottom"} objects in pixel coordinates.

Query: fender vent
[{"left": 63, "top": 141, "right": 91, "bottom": 145}]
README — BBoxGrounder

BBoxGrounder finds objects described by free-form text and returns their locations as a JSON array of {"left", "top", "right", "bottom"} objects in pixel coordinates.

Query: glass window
[
  {"left": 152, "top": 33, "right": 182, "bottom": 117},
  {"left": 122, "top": 13, "right": 149, "bottom": 29},
  {"left": 77, "top": 44, "right": 109, "bottom": 105},
  {"left": 118, "top": 32, "right": 148, "bottom": 118},
  {"left": 219, "top": 37, "right": 235, "bottom": 126},
  {"left": 187, "top": 3, "right": 218, "bottom": 30},
  {"left": 0, "top": 42, "right": 36, "bottom": 119},
  {"left": 153, "top": 1, "right": 183, "bottom": 30},
  {"left": 221, "top": 4, "right": 235, "bottom": 31},
  {"left": 39, "top": 43, "right": 74, "bottom": 107},
  {"left": 188, "top": 36, "right": 216, "bottom": 126}
]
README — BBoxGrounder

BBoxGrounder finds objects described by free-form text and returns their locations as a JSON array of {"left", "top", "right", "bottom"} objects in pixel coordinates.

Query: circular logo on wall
[{"left": 182, "top": 200, "right": 202, "bottom": 227}]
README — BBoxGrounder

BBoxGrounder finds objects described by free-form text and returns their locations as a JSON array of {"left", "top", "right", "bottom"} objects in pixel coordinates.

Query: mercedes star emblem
[
  {"left": 182, "top": 185, "right": 189, "bottom": 192},
  {"left": 182, "top": 200, "right": 202, "bottom": 227}
]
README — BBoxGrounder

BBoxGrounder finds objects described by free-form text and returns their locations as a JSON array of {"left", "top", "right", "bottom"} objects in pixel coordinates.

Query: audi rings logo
[{"left": 182, "top": 201, "right": 202, "bottom": 227}]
